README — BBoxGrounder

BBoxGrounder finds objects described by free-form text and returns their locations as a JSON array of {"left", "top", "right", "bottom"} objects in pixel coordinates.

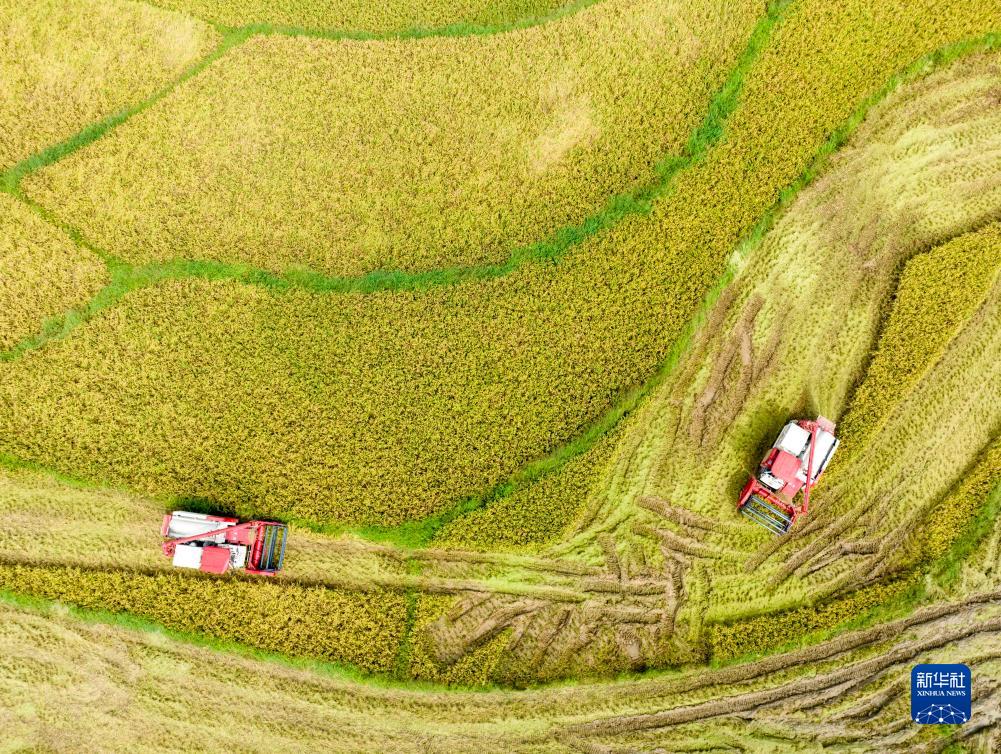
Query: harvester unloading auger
[
  {"left": 161, "top": 511, "right": 288, "bottom": 574},
  {"left": 737, "top": 416, "right": 839, "bottom": 535}
]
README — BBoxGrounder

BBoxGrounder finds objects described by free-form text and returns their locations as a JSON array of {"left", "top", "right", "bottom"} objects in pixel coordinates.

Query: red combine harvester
[
  {"left": 161, "top": 511, "right": 288, "bottom": 575},
  {"left": 737, "top": 416, "right": 839, "bottom": 535}
]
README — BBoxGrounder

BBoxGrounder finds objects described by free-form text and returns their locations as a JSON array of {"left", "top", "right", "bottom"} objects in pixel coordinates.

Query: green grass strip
[
  {"left": 0, "top": 28, "right": 252, "bottom": 196},
  {"left": 356, "top": 29, "right": 1001, "bottom": 547},
  {"left": 224, "top": 0, "right": 605, "bottom": 41}
]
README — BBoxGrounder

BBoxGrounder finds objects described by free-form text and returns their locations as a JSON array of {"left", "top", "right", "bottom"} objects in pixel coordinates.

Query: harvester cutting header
[
  {"left": 737, "top": 416, "right": 839, "bottom": 535},
  {"left": 161, "top": 511, "right": 288, "bottom": 574}
]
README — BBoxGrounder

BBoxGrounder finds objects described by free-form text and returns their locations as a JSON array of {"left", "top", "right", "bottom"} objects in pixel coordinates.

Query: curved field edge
[
  {"left": 15, "top": 1, "right": 776, "bottom": 280},
  {"left": 410, "top": 46, "right": 1001, "bottom": 683},
  {"left": 702, "top": 223, "right": 1001, "bottom": 658},
  {"left": 1, "top": 575, "right": 1000, "bottom": 742},
  {"left": 835, "top": 227, "right": 1001, "bottom": 462},
  {"left": 1, "top": 29, "right": 998, "bottom": 543},
  {"left": 0, "top": 0, "right": 220, "bottom": 171},
  {"left": 142, "top": 0, "right": 602, "bottom": 39},
  {"left": 375, "top": 31, "right": 1001, "bottom": 549},
  {"left": 0, "top": 438, "right": 996, "bottom": 688},
  {"left": 0, "top": 195, "right": 107, "bottom": 351}
]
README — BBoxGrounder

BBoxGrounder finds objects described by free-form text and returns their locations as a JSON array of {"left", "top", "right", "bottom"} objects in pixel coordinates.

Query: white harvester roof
[
  {"left": 165, "top": 511, "right": 235, "bottom": 543},
  {"left": 172, "top": 543, "right": 205, "bottom": 570},
  {"left": 775, "top": 422, "right": 810, "bottom": 456}
]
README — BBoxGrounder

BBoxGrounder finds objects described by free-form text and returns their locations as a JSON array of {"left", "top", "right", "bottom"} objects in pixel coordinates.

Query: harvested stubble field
[{"left": 1, "top": 0, "right": 1001, "bottom": 749}]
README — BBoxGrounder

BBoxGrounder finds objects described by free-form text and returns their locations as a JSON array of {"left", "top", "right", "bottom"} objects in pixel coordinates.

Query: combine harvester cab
[
  {"left": 737, "top": 416, "right": 839, "bottom": 535},
  {"left": 161, "top": 511, "right": 288, "bottom": 575}
]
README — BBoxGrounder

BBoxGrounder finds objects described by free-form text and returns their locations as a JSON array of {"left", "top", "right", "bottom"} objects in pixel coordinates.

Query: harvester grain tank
[
  {"left": 737, "top": 416, "right": 839, "bottom": 534},
  {"left": 161, "top": 511, "right": 288, "bottom": 574}
]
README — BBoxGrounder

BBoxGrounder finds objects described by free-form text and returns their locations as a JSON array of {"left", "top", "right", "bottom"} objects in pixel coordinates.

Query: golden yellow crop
[
  {"left": 433, "top": 429, "right": 620, "bottom": 551},
  {"left": 566, "top": 46, "right": 1001, "bottom": 629},
  {"left": 408, "top": 594, "right": 508, "bottom": 685},
  {"left": 838, "top": 225, "right": 1001, "bottom": 455},
  {"left": 24, "top": 0, "right": 761, "bottom": 276},
  {"left": 1, "top": 0, "right": 1001, "bottom": 710},
  {"left": 914, "top": 441, "right": 1001, "bottom": 564},
  {"left": 0, "top": 0, "right": 218, "bottom": 171},
  {"left": 0, "top": 270, "right": 687, "bottom": 526},
  {"left": 0, "top": 195, "right": 107, "bottom": 351},
  {"left": 705, "top": 578, "right": 913, "bottom": 660},
  {"left": 149, "top": 0, "right": 581, "bottom": 33},
  {"left": 0, "top": 563, "right": 407, "bottom": 672},
  {"left": 5, "top": 593, "right": 1000, "bottom": 751},
  {"left": 4, "top": 0, "right": 999, "bottom": 534}
]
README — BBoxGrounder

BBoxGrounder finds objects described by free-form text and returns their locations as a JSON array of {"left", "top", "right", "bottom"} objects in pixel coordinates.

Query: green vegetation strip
[
  {"left": 4, "top": 0, "right": 786, "bottom": 289},
  {"left": 0, "top": 0, "right": 613, "bottom": 196},
  {"left": 0, "top": 28, "right": 252, "bottom": 196},
  {"left": 365, "top": 30, "right": 1001, "bottom": 547}
]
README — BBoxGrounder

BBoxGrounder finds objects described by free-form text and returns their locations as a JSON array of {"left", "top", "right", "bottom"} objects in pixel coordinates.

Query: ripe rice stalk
[
  {"left": 0, "top": 0, "right": 218, "bottom": 171},
  {"left": 4, "top": 2, "right": 999, "bottom": 541},
  {"left": 147, "top": 0, "right": 587, "bottom": 34},
  {"left": 0, "top": 194, "right": 106, "bottom": 352},
  {"left": 23, "top": 0, "right": 762, "bottom": 277}
]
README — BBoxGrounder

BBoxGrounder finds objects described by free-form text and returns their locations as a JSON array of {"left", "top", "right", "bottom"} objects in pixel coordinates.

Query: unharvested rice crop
[
  {"left": 836, "top": 224, "right": 1001, "bottom": 455},
  {"left": 0, "top": 563, "right": 407, "bottom": 672},
  {"left": 443, "top": 47, "right": 1001, "bottom": 681},
  {"left": 24, "top": 0, "right": 762, "bottom": 275},
  {"left": 705, "top": 577, "right": 915, "bottom": 661},
  {"left": 0, "top": 194, "right": 106, "bottom": 351},
  {"left": 0, "top": 0, "right": 218, "bottom": 171},
  {"left": 407, "top": 593, "right": 509, "bottom": 685},
  {"left": 0, "top": 271, "right": 678, "bottom": 526},
  {"left": 148, "top": 0, "right": 582, "bottom": 34},
  {"left": 913, "top": 440, "right": 1001, "bottom": 565},
  {"left": 3, "top": 0, "right": 998, "bottom": 531},
  {"left": 433, "top": 429, "right": 620, "bottom": 550},
  {"left": 4, "top": 0, "right": 1001, "bottom": 720}
]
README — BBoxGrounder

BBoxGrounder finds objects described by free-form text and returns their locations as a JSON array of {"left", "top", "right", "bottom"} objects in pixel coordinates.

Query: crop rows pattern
[{"left": 0, "top": 0, "right": 1000, "bottom": 747}]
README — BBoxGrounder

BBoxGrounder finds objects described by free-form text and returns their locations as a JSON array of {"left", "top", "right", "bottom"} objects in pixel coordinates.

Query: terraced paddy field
[{"left": 1, "top": 0, "right": 1000, "bottom": 750}]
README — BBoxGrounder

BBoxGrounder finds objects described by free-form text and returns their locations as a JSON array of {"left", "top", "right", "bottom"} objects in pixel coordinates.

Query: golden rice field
[
  {"left": 0, "top": 194, "right": 107, "bottom": 351},
  {"left": 23, "top": 0, "right": 761, "bottom": 275},
  {"left": 148, "top": 0, "right": 585, "bottom": 34},
  {"left": 1, "top": 0, "right": 1000, "bottom": 749},
  {"left": 0, "top": 0, "right": 218, "bottom": 171}
]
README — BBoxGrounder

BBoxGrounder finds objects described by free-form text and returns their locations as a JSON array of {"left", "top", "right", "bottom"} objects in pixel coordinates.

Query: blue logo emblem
[{"left": 911, "top": 664, "right": 971, "bottom": 724}]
